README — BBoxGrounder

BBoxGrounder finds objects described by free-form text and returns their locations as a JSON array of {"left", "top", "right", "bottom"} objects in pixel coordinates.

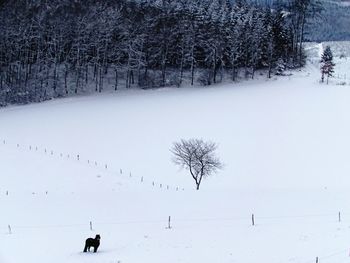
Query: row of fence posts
[
  {"left": 1, "top": 139, "right": 184, "bottom": 192},
  {"left": 250, "top": 212, "right": 343, "bottom": 226},
  {"left": 4, "top": 216, "right": 346, "bottom": 263},
  {"left": 5, "top": 218, "right": 171, "bottom": 235},
  {"left": 5, "top": 211, "right": 345, "bottom": 235}
]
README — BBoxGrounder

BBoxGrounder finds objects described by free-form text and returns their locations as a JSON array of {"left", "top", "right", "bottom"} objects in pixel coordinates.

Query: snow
[{"left": 1, "top": 42, "right": 350, "bottom": 263}]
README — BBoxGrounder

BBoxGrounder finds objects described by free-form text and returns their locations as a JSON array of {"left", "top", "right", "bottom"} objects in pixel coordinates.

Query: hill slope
[{"left": 1, "top": 45, "right": 350, "bottom": 262}]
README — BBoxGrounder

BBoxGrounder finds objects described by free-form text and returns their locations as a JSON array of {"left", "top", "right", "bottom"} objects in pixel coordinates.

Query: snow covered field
[{"left": 1, "top": 42, "right": 350, "bottom": 263}]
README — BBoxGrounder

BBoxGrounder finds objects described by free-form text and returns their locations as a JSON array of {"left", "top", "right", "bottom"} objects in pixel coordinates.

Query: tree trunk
[
  {"left": 64, "top": 66, "right": 68, "bottom": 94},
  {"left": 213, "top": 48, "right": 217, "bottom": 84},
  {"left": 126, "top": 70, "right": 129, "bottom": 89},
  {"left": 299, "top": 12, "right": 306, "bottom": 65},
  {"left": 191, "top": 53, "right": 195, "bottom": 86},
  {"left": 99, "top": 67, "right": 103, "bottom": 93},
  {"left": 85, "top": 64, "right": 88, "bottom": 85},
  {"left": 115, "top": 68, "right": 118, "bottom": 91}
]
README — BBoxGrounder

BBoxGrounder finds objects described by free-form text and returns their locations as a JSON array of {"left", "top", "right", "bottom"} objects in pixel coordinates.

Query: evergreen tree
[{"left": 320, "top": 46, "right": 335, "bottom": 84}]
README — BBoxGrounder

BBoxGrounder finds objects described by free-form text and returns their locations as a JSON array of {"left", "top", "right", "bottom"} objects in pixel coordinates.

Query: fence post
[
  {"left": 77, "top": 154, "right": 80, "bottom": 161},
  {"left": 316, "top": 257, "right": 318, "bottom": 263},
  {"left": 8, "top": 225, "right": 12, "bottom": 234},
  {"left": 141, "top": 176, "right": 144, "bottom": 183},
  {"left": 167, "top": 216, "right": 171, "bottom": 229},
  {"left": 252, "top": 214, "right": 255, "bottom": 226},
  {"left": 339, "top": 212, "right": 341, "bottom": 222},
  {"left": 90, "top": 221, "right": 93, "bottom": 231}
]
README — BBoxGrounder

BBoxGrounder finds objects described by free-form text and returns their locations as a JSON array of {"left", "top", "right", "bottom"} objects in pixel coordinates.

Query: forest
[{"left": 0, "top": 0, "right": 318, "bottom": 106}]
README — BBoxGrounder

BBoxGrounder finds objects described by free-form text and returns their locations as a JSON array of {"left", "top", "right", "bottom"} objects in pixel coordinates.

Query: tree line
[{"left": 0, "top": 0, "right": 320, "bottom": 106}]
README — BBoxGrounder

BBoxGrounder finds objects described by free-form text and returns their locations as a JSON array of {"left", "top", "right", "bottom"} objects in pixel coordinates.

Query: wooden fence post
[
  {"left": 167, "top": 216, "right": 171, "bottom": 229},
  {"left": 252, "top": 214, "right": 255, "bottom": 226}
]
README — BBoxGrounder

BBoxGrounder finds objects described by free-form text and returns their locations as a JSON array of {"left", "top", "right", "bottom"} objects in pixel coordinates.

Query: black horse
[{"left": 83, "top": 234, "right": 101, "bottom": 253}]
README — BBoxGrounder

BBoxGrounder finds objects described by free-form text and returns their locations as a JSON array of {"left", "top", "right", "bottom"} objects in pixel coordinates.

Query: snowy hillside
[
  {"left": 1, "top": 43, "right": 350, "bottom": 263},
  {"left": 305, "top": 41, "right": 350, "bottom": 84}
]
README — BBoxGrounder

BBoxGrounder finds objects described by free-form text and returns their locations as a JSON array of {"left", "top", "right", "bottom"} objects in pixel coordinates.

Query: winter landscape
[
  {"left": 1, "top": 1, "right": 350, "bottom": 263},
  {"left": 0, "top": 40, "right": 350, "bottom": 263}
]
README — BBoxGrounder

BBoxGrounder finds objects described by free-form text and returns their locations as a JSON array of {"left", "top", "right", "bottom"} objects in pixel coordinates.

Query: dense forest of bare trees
[{"left": 0, "top": 0, "right": 319, "bottom": 106}]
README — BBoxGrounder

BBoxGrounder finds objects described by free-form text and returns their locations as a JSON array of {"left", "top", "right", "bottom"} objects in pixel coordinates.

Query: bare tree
[{"left": 171, "top": 138, "right": 223, "bottom": 190}]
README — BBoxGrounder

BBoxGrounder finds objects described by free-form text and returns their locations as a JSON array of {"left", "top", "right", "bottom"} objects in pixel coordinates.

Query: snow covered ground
[{"left": 1, "top": 42, "right": 350, "bottom": 263}]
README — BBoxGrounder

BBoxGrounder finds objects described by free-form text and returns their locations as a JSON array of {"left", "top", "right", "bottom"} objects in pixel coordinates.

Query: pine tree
[{"left": 320, "top": 46, "right": 335, "bottom": 84}]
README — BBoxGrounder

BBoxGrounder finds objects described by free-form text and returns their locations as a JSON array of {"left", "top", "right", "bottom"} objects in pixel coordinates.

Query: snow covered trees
[
  {"left": 0, "top": 0, "right": 301, "bottom": 106},
  {"left": 283, "top": 0, "right": 323, "bottom": 65},
  {"left": 320, "top": 46, "right": 335, "bottom": 84},
  {"left": 171, "top": 139, "right": 222, "bottom": 190}
]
